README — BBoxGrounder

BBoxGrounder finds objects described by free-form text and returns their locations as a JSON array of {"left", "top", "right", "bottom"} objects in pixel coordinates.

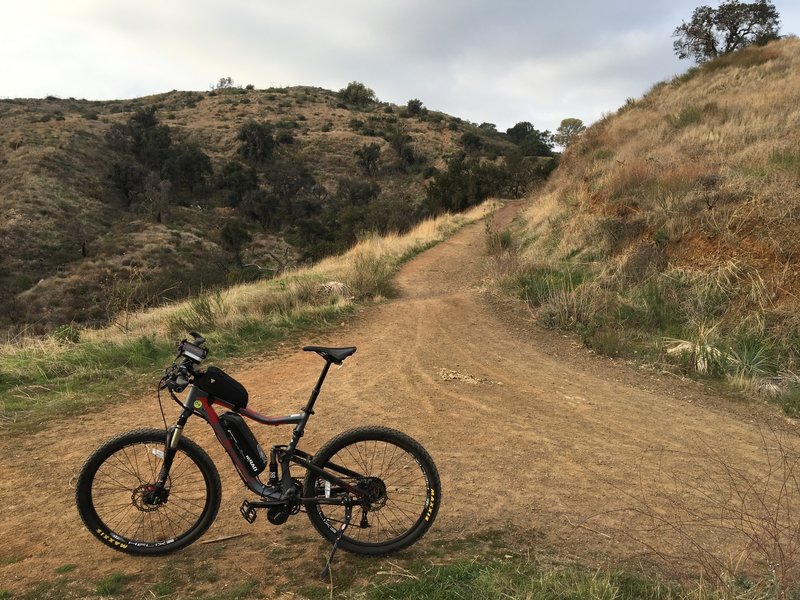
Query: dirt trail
[{"left": 0, "top": 201, "right": 795, "bottom": 593}]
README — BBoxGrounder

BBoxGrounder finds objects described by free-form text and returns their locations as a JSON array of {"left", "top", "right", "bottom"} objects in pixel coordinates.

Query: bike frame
[{"left": 155, "top": 359, "right": 369, "bottom": 507}]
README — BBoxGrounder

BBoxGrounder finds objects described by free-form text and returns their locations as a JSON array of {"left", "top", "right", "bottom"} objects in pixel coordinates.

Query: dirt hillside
[{"left": 0, "top": 202, "right": 793, "bottom": 596}]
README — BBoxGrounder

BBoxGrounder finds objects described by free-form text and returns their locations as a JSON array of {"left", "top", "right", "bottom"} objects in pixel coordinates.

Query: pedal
[{"left": 239, "top": 500, "right": 258, "bottom": 524}]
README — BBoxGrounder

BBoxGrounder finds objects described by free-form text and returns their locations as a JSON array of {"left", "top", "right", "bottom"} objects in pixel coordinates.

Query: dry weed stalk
[{"left": 621, "top": 431, "right": 800, "bottom": 598}]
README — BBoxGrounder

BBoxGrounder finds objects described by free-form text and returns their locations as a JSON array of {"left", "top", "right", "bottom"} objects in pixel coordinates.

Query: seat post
[
  {"left": 306, "top": 360, "right": 334, "bottom": 413},
  {"left": 287, "top": 360, "right": 333, "bottom": 453}
]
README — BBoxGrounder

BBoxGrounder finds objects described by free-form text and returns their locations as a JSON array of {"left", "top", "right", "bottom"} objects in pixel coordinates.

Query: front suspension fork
[
  {"left": 154, "top": 398, "right": 195, "bottom": 492},
  {"left": 154, "top": 424, "right": 184, "bottom": 488}
]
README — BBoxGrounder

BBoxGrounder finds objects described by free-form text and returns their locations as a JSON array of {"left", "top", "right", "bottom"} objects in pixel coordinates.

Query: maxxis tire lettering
[{"left": 75, "top": 428, "right": 222, "bottom": 556}]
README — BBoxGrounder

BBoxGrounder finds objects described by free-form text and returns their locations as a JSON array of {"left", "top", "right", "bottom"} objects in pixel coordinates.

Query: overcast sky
[{"left": 2, "top": 1, "right": 799, "bottom": 132}]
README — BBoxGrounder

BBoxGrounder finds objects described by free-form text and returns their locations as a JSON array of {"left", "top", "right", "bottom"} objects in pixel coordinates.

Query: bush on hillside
[
  {"left": 237, "top": 120, "right": 274, "bottom": 163},
  {"left": 338, "top": 81, "right": 376, "bottom": 107}
]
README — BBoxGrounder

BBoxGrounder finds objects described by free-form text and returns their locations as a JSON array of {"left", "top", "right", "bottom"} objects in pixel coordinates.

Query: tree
[
  {"left": 167, "top": 142, "right": 212, "bottom": 193},
  {"left": 219, "top": 219, "right": 252, "bottom": 266},
  {"left": 459, "top": 131, "right": 483, "bottom": 152},
  {"left": 355, "top": 143, "right": 381, "bottom": 177},
  {"left": 109, "top": 161, "right": 145, "bottom": 207},
  {"left": 553, "top": 118, "right": 586, "bottom": 148},
  {"left": 338, "top": 81, "right": 377, "bottom": 106},
  {"left": 127, "top": 107, "right": 172, "bottom": 170},
  {"left": 240, "top": 189, "right": 278, "bottom": 230},
  {"left": 212, "top": 76, "right": 235, "bottom": 91},
  {"left": 406, "top": 98, "right": 424, "bottom": 116},
  {"left": 144, "top": 173, "right": 171, "bottom": 223},
  {"left": 505, "top": 121, "right": 554, "bottom": 156},
  {"left": 505, "top": 121, "right": 537, "bottom": 145},
  {"left": 217, "top": 161, "right": 259, "bottom": 207},
  {"left": 237, "top": 120, "right": 274, "bottom": 163},
  {"left": 673, "top": 0, "right": 780, "bottom": 63},
  {"left": 424, "top": 157, "right": 504, "bottom": 215}
]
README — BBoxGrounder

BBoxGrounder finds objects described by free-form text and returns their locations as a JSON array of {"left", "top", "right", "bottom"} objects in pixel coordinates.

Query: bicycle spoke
[
  {"left": 90, "top": 440, "right": 209, "bottom": 545},
  {"left": 313, "top": 438, "right": 430, "bottom": 544}
]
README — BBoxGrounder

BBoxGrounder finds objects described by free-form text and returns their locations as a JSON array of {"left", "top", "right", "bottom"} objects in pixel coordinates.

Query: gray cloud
[{"left": 1, "top": 0, "right": 798, "bottom": 131}]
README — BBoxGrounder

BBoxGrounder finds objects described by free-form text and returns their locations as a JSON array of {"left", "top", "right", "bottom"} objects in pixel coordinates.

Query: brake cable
[{"left": 157, "top": 377, "right": 169, "bottom": 432}]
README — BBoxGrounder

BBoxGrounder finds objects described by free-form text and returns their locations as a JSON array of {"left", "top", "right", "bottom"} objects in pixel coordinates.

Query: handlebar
[{"left": 161, "top": 332, "right": 209, "bottom": 393}]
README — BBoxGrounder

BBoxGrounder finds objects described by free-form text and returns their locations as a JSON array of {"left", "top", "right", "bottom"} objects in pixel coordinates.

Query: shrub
[
  {"left": 485, "top": 217, "right": 514, "bottom": 255},
  {"left": 668, "top": 105, "right": 702, "bottom": 128},
  {"left": 406, "top": 98, "right": 425, "bottom": 116},
  {"left": 167, "top": 290, "right": 229, "bottom": 336},
  {"left": 166, "top": 141, "right": 212, "bottom": 192},
  {"left": 338, "top": 81, "right": 376, "bottom": 107},
  {"left": 516, "top": 266, "right": 588, "bottom": 307},
  {"left": 237, "top": 120, "right": 274, "bottom": 163},
  {"left": 355, "top": 143, "right": 381, "bottom": 176},
  {"left": 51, "top": 323, "right": 80, "bottom": 344},
  {"left": 345, "top": 252, "right": 395, "bottom": 299},
  {"left": 459, "top": 131, "right": 483, "bottom": 151},
  {"left": 584, "top": 326, "right": 626, "bottom": 357},
  {"left": 728, "top": 335, "right": 776, "bottom": 378}
]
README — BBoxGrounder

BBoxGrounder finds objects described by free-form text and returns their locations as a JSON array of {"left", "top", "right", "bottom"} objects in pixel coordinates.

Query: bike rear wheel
[
  {"left": 75, "top": 428, "right": 221, "bottom": 555},
  {"left": 303, "top": 426, "right": 440, "bottom": 555}
]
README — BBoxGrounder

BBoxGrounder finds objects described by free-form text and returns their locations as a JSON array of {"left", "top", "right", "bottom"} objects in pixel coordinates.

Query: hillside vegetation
[
  {"left": 0, "top": 83, "right": 548, "bottom": 334},
  {"left": 0, "top": 201, "right": 494, "bottom": 429},
  {"left": 507, "top": 37, "right": 800, "bottom": 406}
]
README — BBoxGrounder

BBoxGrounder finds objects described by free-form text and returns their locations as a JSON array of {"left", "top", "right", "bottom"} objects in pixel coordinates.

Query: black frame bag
[{"left": 194, "top": 366, "right": 249, "bottom": 409}]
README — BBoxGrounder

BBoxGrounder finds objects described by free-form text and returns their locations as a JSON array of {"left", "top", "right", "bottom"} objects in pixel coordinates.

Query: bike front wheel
[
  {"left": 303, "top": 426, "right": 441, "bottom": 555},
  {"left": 75, "top": 428, "right": 221, "bottom": 555}
]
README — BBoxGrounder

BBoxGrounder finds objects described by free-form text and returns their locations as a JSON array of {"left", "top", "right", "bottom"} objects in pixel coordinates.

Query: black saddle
[{"left": 303, "top": 346, "right": 357, "bottom": 364}]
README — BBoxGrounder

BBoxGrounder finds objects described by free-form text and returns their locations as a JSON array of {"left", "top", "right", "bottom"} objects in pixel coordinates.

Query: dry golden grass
[
  {"left": 0, "top": 201, "right": 496, "bottom": 430},
  {"left": 515, "top": 37, "right": 800, "bottom": 388},
  {"left": 4, "top": 201, "right": 496, "bottom": 351},
  {"left": 523, "top": 36, "right": 800, "bottom": 273}
]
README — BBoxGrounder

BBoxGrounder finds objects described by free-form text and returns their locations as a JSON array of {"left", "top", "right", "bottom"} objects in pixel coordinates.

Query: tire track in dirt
[{"left": 0, "top": 200, "right": 794, "bottom": 593}]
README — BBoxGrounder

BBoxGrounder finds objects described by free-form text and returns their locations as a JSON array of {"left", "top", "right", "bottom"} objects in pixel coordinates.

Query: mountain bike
[{"left": 75, "top": 333, "right": 440, "bottom": 576}]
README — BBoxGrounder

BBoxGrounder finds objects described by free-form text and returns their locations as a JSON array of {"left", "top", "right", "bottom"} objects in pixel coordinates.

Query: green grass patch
[
  {"left": 666, "top": 103, "right": 723, "bottom": 129},
  {"left": 0, "top": 302, "right": 357, "bottom": 431},
  {"left": 365, "top": 559, "right": 691, "bottom": 600},
  {"left": 776, "top": 383, "right": 800, "bottom": 418},
  {"left": 618, "top": 279, "right": 684, "bottom": 334},
  {"left": 54, "top": 564, "right": 76, "bottom": 574},
  {"left": 769, "top": 150, "right": 800, "bottom": 176},
  {"left": 516, "top": 266, "right": 589, "bottom": 307},
  {"left": 594, "top": 148, "right": 615, "bottom": 160},
  {"left": 95, "top": 571, "right": 135, "bottom": 596}
]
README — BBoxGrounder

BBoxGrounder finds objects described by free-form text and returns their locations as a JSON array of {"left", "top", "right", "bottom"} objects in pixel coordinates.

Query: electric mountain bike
[{"left": 75, "top": 333, "right": 440, "bottom": 576}]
